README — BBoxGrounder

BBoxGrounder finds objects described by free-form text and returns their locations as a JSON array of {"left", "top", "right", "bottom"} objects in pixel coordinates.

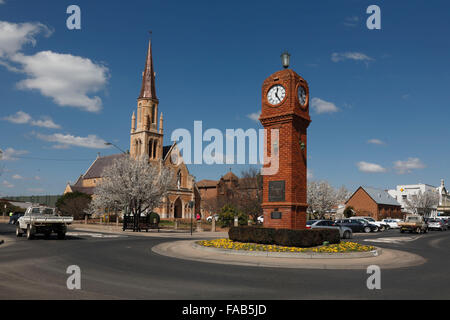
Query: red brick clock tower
[{"left": 259, "top": 52, "right": 311, "bottom": 230}]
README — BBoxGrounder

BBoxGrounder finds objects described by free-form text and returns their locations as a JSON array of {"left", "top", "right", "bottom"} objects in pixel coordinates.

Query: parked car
[
  {"left": 350, "top": 216, "right": 386, "bottom": 231},
  {"left": 398, "top": 215, "right": 428, "bottom": 234},
  {"left": 306, "top": 220, "right": 353, "bottom": 239},
  {"left": 16, "top": 206, "right": 73, "bottom": 239},
  {"left": 257, "top": 215, "right": 264, "bottom": 224},
  {"left": 427, "top": 219, "right": 447, "bottom": 231},
  {"left": 9, "top": 212, "right": 25, "bottom": 225},
  {"left": 382, "top": 218, "right": 402, "bottom": 229},
  {"left": 335, "top": 219, "right": 378, "bottom": 233},
  {"left": 206, "top": 214, "right": 219, "bottom": 222}
]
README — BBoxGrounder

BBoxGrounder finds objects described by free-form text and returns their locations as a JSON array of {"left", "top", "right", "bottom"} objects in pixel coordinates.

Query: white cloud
[
  {"left": 31, "top": 118, "right": 60, "bottom": 129},
  {"left": 0, "top": 21, "right": 51, "bottom": 58},
  {"left": 35, "top": 132, "right": 111, "bottom": 149},
  {"left": 247, "top": 111, "right": 261, "bottom": 122},
  {"left": 357, "top": 161, "right": 387, "bottom": 173},
  {"left": 394, "top": 158, "right": 425, "bottom": 174},
  {"left": 0, "top": 147, "right": 28, "bottom": 160},
  {"left": 2, "top": 110, "right": 31, "bottom": 124},
  {"left": 344, "top": 16, "right": 360, "bottom": 27},
  {"left": 12, "top": 174, "right": 23, "bottom": 180},
  {"left": 11, "top": 51, "right": 109, "bottom": 112},
  {"left": 367, "top": 139, "right": 385, "bottom": 145},
  {"left": 310, "top": 97, "right": 339, "bottom": 114},
  {"left": 2, "top": 111, "right": 61, "bottom": 129},
  {"left": 2, "top": 180, "right": 14, "bottom": 188},
  {"left": 0, "top": 21, "right": 108, "bottom": 112},
  {"left": 331, "top": 52, "right": 374, "bottom": 63}
]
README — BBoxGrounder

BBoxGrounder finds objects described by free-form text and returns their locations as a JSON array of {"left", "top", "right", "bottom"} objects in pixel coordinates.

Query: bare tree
[
  {"left": 237, "top": 167, "right": 263, "bottom": 222},
  {"left": 89, "top": 155, "right": 174, "bottom": 229},
  {"left": 404, "top": 190, "right": 439, "bottom": 216}
]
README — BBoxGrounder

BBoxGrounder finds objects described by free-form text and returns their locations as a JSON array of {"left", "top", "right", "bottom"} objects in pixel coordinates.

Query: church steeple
[
  {"left": 139, "top": 40, "right": 157, "bottom": 100},
  {"left": 131, "top": 39, "right": 163, "bottom": 161}
]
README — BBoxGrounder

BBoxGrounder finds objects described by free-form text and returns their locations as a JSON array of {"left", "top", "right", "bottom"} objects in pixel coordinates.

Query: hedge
[{"left": 228, "top": 226, "right": 340, "bottom": 248}]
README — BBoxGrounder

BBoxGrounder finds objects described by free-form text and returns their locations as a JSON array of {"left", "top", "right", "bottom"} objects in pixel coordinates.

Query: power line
[{"left": 6, "top": 155, "right": 94, "bottom": 162}]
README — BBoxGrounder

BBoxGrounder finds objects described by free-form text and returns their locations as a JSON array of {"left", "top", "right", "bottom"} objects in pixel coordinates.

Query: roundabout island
[{"left": 152, "top": 237, "right": 426, "bottom": 270}]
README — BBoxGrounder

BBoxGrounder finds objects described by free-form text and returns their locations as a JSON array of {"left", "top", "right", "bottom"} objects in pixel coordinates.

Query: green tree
[
  {"left": 56, "top": 192, "right": 91, "bottom": 220},
  {"left": 218, "top": 204, "right": 248, "bottom": 227}
]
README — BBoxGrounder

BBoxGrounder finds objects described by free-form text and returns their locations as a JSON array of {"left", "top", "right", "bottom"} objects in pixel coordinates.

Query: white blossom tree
[
  {"left": 89, "top": 155, "right": 174, "bottom": 229},
  {"left": 404, "top": 190, "right": 439, "bottom": 217},
  {"left": 335, "top": 185, "right": 351, "bottom": 204},
  {"left": 307, "top": 181, "right": 352, "bottom": 219},
  {"left": 307, "top": 180, "right": 337, "bottom": 219}
]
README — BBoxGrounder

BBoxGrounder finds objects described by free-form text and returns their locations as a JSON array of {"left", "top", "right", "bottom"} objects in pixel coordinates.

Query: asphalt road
[{"left": 1, "top": 223, "right": 450, "bottom": 299}]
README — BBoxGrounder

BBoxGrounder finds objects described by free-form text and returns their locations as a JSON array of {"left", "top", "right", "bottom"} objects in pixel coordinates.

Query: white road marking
[
  {"left": 363, "top": 236, "right": 420, "bottom": 244},
  {"left": 66, "top": 232, "right": 124, "bottom": 238}
]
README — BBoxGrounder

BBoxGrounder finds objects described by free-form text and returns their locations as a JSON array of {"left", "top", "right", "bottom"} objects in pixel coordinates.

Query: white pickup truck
[{"left": 16, "top": 206, "right": 73, "bottom": 240}]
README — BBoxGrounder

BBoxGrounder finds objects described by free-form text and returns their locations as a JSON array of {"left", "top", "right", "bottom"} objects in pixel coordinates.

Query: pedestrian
[{"left": 196, "top": 213, "right": 201, "bottom": 221}]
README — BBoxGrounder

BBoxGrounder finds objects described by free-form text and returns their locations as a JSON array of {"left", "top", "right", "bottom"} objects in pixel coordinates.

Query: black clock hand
[{"left": 275, "top": 88, "right": 280, "bottom": 101}]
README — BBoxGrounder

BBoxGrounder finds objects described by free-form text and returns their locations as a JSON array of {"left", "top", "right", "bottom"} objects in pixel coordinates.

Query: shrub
[
  {"left": 228, "top": 226, "right": 340, "bottom": 248},
  {"left": 148, "top": 212, "right": 160, "bottom": 224},
  {"left": 344, "top": 206, "right": 355, "bottom": 218},
  {"left": 218, "top": 204, "right": 248, "bottom": 227}
]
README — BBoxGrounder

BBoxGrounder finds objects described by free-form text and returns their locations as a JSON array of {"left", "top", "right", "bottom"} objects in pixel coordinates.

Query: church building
[{"left": 65, "top": 40, "right": 200, "bottom": 219}]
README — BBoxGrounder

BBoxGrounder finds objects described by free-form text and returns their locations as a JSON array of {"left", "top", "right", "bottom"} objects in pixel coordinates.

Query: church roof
[
  {"left": 196, "top": 179, "right": 218, "bottom": 188},
  {"left": 139, "top": 40, "right": 157, "bottom": 100},
  {"left": 348, "top": 186, "right": 401, "bottom": 207},
  {"left": 83, "top": 154, "right": 126, "bottom": 179},
  {"left": 221, "top": 171, "right": 239, "bottom": 181}
]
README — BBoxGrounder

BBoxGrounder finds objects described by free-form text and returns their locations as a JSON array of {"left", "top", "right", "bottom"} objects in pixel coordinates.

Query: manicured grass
[{"left": 197, "top": 238, "right": 375, "bottom": 253}]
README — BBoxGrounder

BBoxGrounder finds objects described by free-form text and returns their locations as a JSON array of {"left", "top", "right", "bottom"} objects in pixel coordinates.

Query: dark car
[
  {"left": 335, "top": 218, "right": 378, "bottom": 233},
  {"left": 9, "top": 212, "right": 25, "bottom": 225}
]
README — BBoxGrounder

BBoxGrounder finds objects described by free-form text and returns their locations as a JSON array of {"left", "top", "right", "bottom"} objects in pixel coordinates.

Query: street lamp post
[
  {"left": 189, "top": 200, "right": 195, "bottom": 236},
  {"left": 281, "top": 51, "right": 291, "bottom": 69},
  {"left": 104, "top": 142, "right": 128, "bottom": 154}
]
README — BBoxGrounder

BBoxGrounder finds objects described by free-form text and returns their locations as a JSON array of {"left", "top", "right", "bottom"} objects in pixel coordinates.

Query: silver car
[{"left": 306, "top": 220, "right": 353, "bottom": 239}]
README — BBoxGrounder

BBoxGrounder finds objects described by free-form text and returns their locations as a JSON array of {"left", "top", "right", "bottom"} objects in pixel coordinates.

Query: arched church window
[
  {"left": 177, "top": 170, "right": 182, "bottom": 189},
  {"left": 153, "top": 140, "right": 157, "bottom": 158},
  {"left": 148, "top": 139, "right": 153, "bottom": 159}
]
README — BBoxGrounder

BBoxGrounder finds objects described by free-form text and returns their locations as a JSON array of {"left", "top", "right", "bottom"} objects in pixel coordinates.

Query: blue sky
[{"left": 0, "top": 0, "right": 449, "bottom": 196}]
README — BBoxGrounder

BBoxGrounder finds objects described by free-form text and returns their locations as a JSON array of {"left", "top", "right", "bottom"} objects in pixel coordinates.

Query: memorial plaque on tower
[{"left": 268, "top": 180, "right": 285, "bottom": 202}]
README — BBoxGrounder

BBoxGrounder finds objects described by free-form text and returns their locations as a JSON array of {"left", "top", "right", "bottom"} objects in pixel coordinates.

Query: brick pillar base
[{"left": 262, "top": 203, "right": 307, "bottom": 230}]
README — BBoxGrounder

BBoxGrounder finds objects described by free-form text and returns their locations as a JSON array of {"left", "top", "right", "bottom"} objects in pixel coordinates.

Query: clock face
[
  {"left": 298, "top": 86, "right": 307, "bottom": 106},
  {"left": 267, "top": 85, "right": 286, "bottom": 105}
]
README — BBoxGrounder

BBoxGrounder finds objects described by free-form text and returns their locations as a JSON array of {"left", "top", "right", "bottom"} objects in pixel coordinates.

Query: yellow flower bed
[{"left": 197, "top": 238, "right": 375, "bottom": 253}]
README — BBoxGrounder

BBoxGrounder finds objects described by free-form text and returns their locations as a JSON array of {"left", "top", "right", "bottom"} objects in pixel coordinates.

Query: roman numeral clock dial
[{"left": 267, "top": 84, "right": 286, "bottom": 105}]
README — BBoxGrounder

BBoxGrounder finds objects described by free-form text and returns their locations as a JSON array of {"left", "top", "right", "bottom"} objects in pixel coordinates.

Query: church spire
[{"left": 139, "top": 39, "right": 157, "bottom": 100}]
